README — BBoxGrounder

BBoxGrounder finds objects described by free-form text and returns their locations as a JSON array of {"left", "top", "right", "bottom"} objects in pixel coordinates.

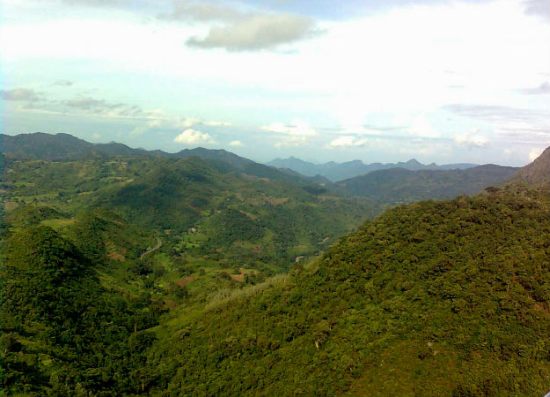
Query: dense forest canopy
[{"left": 1, "top": 133, "right": 549, "bottom": 396}]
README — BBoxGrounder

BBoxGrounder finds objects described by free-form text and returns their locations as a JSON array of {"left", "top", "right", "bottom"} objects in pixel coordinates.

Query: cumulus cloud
[
  {"left": 0, "top": 88, "right": 41, "bottom": 102},
  {"left": 522, "top": 81, "right": 550, "bottom": 95},
  {"left": 229, "top": 140, "right": 243, "bottom": 147},
  {"left": 174, "top": 128, "right": 216, "bottom": 145},
  {"left": 454, "top": 131, "right": 489, "bottom": 148},
  {"left": 326, "top": 136, "right": 368, "bottom": 149},
  {"left": 408, "top": 115, "right": 441, "bottom": 138},
  {"left": 187, "top": 14, "right": 317, "bottom": 51},
  {"left": 523, "top": 0, "right": 550, "bottom": 21},
  {"left": 163, "top": 1, "right": 318, "bottom": 51},
  {"left": 262, "top": 121, "right": 317, "bottom": 147},
  {"left": 262, "top": 121, "right": 316, "bottom": 136}
]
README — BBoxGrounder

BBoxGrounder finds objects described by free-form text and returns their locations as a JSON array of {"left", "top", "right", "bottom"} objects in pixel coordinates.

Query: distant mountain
[
  {"left": 337, "top": 164, "right": 518, "bottom": 203},
  {"left": 0, "top": 132, "right": 253, "bottom": 167},
  {"left": 267, "top": 156, "right": 478, "bottom": 181},
  {"left": 1, "top": 133, "right": 378, "bottom": 268},
  {"left": 511, "top": 146, "right": 550, "bottom": 185}
]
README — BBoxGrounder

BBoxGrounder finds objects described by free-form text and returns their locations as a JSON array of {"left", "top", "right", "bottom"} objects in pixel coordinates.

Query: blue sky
[{"left": 1, "top": 0, "right": 549, "bottom": 165}]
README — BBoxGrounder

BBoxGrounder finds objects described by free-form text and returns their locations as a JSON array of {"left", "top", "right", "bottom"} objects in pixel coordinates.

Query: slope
[
  {"left": 2, "top": 154, "right": 376, "bottom": 269},
  {"left": 511, "top": 146, "right": 550, "bottom": 185},
  {"left": 338, "top": 164, "right": 518, "bottom": 203},
  {"left": 147, "top": 185, "right": 550, "bottom": 396},
  {"left": 95, "top": 156, "right": 375, "bottom": 267}
]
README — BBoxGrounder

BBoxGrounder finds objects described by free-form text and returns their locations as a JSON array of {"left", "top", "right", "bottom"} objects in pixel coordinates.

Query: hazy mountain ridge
[
  {"left": 0, "top": 132, "right": 331, "bottom": 188},
  {"left": 0, "top": 132, "right": 250, "bottom": 167},
  {"left": 268, "top": 156, "right": 478, "bottom": 182},
  {"left": 337, "top": 164, "right": 519, "bottom": 203}
]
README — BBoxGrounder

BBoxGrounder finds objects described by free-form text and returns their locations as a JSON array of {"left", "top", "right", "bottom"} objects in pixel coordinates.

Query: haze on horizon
[{"left": 1, "top": 0, "right": 549, "bottom": 166}]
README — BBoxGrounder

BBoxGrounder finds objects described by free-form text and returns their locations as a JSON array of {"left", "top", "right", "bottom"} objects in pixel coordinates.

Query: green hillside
[
  {"left": 145, "top": 186, "right": 550, "bottom": 396},
  {"left": 2, "top": 133, "right": 548, "bottom": 397},
  {"left": 2, "top": 155, "right": 376, "bottom": 269},
  {"left": 338, "top": 164, "right": 518, "bottom": 203}
]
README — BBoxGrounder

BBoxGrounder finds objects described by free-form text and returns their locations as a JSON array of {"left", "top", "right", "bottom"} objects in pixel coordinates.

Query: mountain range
[
  {"left": 1, "top": 131, "right": 549, "bottom": 396},
  {"left": 268, "top": 156, "right": 478, "bottom": 182},
  {"left": 1, "top": 132, "right": 516, "bottom": 205},
  {"left": 337, "top": 164, "right": 518, "bottom": 203}
]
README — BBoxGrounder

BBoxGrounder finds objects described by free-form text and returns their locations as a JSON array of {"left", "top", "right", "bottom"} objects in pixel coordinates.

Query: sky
[{"left": 1, "top": 0, "right": 549, "bottom": 165}]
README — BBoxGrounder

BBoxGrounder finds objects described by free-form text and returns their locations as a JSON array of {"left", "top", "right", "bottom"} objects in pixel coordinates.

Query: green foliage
[
  {"left": 339, "top": 165, "right": 518, "bottom": 204},
  {"left": 0, "top": 226, "right": 159, "bottom": 396},
  {"left": 4, "top": 136, "right": 546, "bottom": 396},
  {"left": 146, "top": 188, "right": 550, "bottom": 396}
]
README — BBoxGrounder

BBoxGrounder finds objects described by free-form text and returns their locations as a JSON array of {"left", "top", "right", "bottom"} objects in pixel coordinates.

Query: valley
[{"left": 1, "top": 133, "right": 549, "bottom": 396}]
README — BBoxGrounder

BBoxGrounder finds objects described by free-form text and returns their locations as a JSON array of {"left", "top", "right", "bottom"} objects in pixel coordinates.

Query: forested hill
[
  {"left": 146, "top": 185, "right": 550, "bottom": 396},
  {"left": 337, "top": 164, "right": 518, "bottom": 203},
  {"left": 0, "top": 132, "right": 251, "bottom": 168},
  {"left": 2, "top": 153, "right": 377, "bottom": 270},
  {"left": 2, "top": 132, "right": 548, "bottom": 396}
]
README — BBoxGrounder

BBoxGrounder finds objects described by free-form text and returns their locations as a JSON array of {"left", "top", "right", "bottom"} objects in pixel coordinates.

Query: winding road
[{"left": 140, "top": 237, "right": 162, "bottom": 259}]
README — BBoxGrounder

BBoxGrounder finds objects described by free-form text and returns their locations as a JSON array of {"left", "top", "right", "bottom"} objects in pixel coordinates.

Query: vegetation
[
  {"left": 338, "top": 165, "right": 518, "bottom": 204},
  {"left": 0, "top": 225, "right": 160, "bottom": 396},
  {"left": 146, "top": 186, "right": 550, "bottom": 396},
  {"left": 1, "top": 133, "right": 548, "bottom": 396}
]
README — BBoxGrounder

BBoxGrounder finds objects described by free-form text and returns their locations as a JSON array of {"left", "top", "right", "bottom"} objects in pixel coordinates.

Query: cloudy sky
[{"left": 1, "top": 0, "right": 549, "bottom": 165}]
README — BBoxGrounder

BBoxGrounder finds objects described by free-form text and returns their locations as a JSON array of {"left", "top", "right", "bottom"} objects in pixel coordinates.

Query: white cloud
[
  {"left": 262, "top": 121, "right": 317, "bottom": 136},
  {"left": 262, "top": 120, "right": 317, "bottom": 147},
  {"left": 229, "top": 140, "right": 243, "bottom": 147},
  {"left": 187, "top": 14, "right": 318, "bottom": 51},
  {"left": 163, "top": 1, "right": 318, "bottom": 52},
  {"left": 529, "top": 147, "right": 544, "bottom": 161},
  {"left": 326, "top": 136, "right": 368, "bottom": 149},
  {"left": 204, "top": 120, "right": 232, "bottom": 127},
  {"left": 2, "top": 0, "right": 550, "bottom": 165},
  {"left": 522, "top": 81, "right": 550, "bottom": 94},
  {"left": 408, "top": 115, "right": 441, "bottom": 138},
  {"left": 174, "top": 128, "right": 216, "bottom": 145},
  {"left": 454, "top": 131, "right": 489, "bottom": 148},
  {"left": 176, "top": 118, "right": 231, "bottom": 128}
]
